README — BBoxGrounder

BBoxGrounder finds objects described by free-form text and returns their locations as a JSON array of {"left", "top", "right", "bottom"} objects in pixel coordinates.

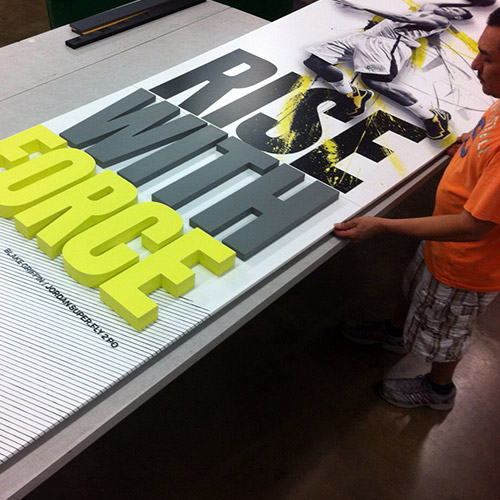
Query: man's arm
[{"left": 333, "top": 210, "right": 495, "bottom": 243}]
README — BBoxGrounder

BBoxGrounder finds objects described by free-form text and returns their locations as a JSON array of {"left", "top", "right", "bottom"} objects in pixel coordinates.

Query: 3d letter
[
  {"left": 153, "top": 137, "right": 278, "bottom": 209},
  {"left": 14, "top": 171, "right": 138, "bottom": 258},
  {"left": 87, "top": 113, "right": 206, "bottom": 167},
  {"left": 0, "top": 125, "right": 67, "bottom": 169},
  {"left": 119, "top": 126, "right": 227, "bottom": 187},
  {"left": 99, "top": 228, "right": 235, "bottom": 330},
  {"left": 60, "top": 89, "right": 207, "bottom": 167},
  {"left": 0, "top": 148, "right": 95, "bottom": 218},
  {"left": 63, "top": 202, "right": 183, "bottom": 287},
  {"left": 61, "top": 89, "right": 158, "bottom": 147},
  {"left": 150, "top": 49, "right": 277, "bottom": 116},
  {"left": 190, "top": 165, "right": 339, "bottom": 260}
]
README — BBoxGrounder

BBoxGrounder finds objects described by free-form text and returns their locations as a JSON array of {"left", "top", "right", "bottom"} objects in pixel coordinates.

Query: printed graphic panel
[{"left": 0, "top": 0, "right": 495, "bottom": 464}]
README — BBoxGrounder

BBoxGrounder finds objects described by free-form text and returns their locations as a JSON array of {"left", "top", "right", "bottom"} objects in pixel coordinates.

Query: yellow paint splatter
[
  {"left": 411, "top": 37, "right": 427, "bottom": 68},
  {"left": 344, "top": 67, "right": 355, "bottom": 80},
  {"left": 441, "top": 131, "right": 458, "bottom": 149},
  {"left": 323, "top": 139, "right": 353, "bottom": 188},
  {"left": 322, "top": 105, "right": 379, "bottom": 187},
  {"left": 401, "top": 0, "right": 421, "bottom": 12},
  {"left": 439, "top": 41, "right": 476, "bottom": 60},
  {"left": 447, "top": 28, "right": 478, "bottom": 54},
  {"left": 364, "top": 108, "right": 408, "bottom": 176},
  {"left": 323, "top": 139, "right": 340, "bottom": 169},
  {"left": 366, "top": 101, "right": 410, "bottom": 177},
  {"left": 387, "top": 151, "right": 406, "bottom": 176},
  {"left": 274, "top": 74, "right": 313, "bottom": 156}
]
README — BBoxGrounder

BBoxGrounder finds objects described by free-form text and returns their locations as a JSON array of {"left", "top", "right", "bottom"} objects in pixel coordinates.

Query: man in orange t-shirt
[
  {"left": 424, "top": 100, "right": 500, "bottom": 292},
  {"left": 333, "top": 8, "right": 500, "bottom": 410}
]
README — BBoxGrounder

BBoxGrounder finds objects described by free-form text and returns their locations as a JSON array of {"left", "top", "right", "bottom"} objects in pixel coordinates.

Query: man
[
  {"left": 304, "top": 1, "right": 474, "bottom": 139},
  {"left": 333, "top": 7, "right": 500, "bottom": 410}
]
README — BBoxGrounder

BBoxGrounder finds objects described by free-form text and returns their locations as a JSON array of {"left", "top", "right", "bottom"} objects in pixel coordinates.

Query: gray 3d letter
[
  {"left": 60, "top": 89, "right": 207, "bottom": 167},
  {"left": 152, "top": 137, "right": 279, "bottom": 209},
  {"left": 190, "top": 165, "right": 339, "bottom": 260},
  {"left": 118, "top": 125, "right": 228, "bottom": 187},
  {"left": 61, "top": 89, "right": 165, "bottom": 147},
  {"left": 87, "top": 113, "right": 206, "bottom": 167}
]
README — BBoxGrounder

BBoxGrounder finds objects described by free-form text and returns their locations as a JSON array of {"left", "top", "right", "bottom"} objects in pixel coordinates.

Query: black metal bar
[
  {"left": 66, "top": 0, "right": 205, "bottom": 49},
  {"left": 70, "top": 0, "right": 190, "bottom": 34}
]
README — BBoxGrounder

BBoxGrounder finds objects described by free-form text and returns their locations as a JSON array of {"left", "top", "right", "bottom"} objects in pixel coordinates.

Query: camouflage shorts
[{"left": 402, "top": 242, "right": 498, "bottom": 362}]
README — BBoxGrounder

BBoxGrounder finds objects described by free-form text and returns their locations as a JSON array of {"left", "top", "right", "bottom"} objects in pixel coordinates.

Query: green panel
[
  {"left": 45, "top": 0, "right": 134, "bottom": 28},
  {"left": 217, "top": 0, "right": 293, "bottom": 21}
]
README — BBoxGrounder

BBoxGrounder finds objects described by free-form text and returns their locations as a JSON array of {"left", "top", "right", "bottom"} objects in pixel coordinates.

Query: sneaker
[
  {"left": 341, "top": 87, "right": 374, "bottom": 116},
  {"left": 339, "top": 320, "right": 408, "bottom": 354},
  {"left": 423, "top": 108, "right": 451, "bottom": 140},
  {"left": 378, "top": 374, "right": 456, "bottom": 410}
]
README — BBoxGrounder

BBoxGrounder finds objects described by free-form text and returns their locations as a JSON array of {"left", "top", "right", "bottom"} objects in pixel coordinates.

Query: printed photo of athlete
[{"left": 304, "top": 0, "right": 478, "bottom": 140}]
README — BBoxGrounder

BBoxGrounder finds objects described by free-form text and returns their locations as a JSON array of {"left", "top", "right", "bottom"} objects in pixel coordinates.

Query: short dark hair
[
  {"left": 487, "top": 8, "right": 500, "bottom": 26},
  {"left": 435, "top": 7, "right": 473, "bottom": 21}
]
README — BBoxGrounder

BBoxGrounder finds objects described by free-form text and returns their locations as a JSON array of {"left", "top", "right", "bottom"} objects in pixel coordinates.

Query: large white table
[{"left": 0, "top": 2, "right": 449, "bottom": 498}]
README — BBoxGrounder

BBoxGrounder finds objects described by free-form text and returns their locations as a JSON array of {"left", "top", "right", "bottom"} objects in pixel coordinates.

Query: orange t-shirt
[{"left": 424, "top": 101, "right": 500, "bottom": 292}]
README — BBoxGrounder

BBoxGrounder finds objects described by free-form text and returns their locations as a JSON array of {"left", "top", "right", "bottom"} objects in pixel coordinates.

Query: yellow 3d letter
[
  {"left": 62, "top": 201, "right": 183, "bottom": 287},
  {"left": 0, "top": 148, "right": 95, "bottom": 218},
  {"left": 99, "top": 228, "right": 236, "bottom": 331},
  {"left": 0, "top": 125, "right": 67, "bottom": 170},
  {"left": 14, "top": 171, "right": 138, "bottom": 259}
]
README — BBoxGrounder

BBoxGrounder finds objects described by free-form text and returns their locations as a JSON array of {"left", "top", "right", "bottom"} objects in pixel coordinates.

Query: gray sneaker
[
  {"left": 378, "top": 374, "right": 456, "bottom": 411},
  {"left": 340, "top": 320, "right": 408, "bottom": 354}
]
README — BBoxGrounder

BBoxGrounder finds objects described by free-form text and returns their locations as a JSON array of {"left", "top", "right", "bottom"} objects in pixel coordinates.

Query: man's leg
[
  {"left": 339, "top": 290, "right": 409, "bottom": 354},
  {"left": 392, "top": 291, "right": 410, "bottom": 330},
  {"left": 430, "top": 360, "right": 460, "bottom": 385},
  {"left": 378, "top": 355, "right": 460, "bottom": 410},
  {"left": 377, "top": 256, "right": 499, "bottom": 410},
  {"left": 303, "top": 54, "right": 348, "bottom": 88},
  {"left": 362, "top": 75, "right": 451, "bottom": 140},
  {"left": 303, "top": 55, "right": 374, "bottom": 116}
]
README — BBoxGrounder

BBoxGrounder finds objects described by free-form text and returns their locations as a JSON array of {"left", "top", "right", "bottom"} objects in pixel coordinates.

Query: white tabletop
[{"left": 0, "top": 2, "right": 449, "bottom": 498}]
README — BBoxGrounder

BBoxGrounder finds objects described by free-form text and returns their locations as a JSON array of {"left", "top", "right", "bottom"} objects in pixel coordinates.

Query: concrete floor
[{"left": 1, "top": 1, "right": 499, "bottom": 499}]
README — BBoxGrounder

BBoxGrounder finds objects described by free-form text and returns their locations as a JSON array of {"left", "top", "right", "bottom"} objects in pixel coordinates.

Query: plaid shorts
[{"left": 402, "top": 242, "right": 498, "bottom": 362}]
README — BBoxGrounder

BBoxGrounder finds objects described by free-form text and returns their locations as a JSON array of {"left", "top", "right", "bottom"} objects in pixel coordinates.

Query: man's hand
[
  {"left": 333, "top": 210, "right": 494, "bottom": 243},
  {"left": 333, "top": 216, "right": 384, "bottom": 242},
  {"left": 446, "top": 132, "right": 470, "bottom": 156}
]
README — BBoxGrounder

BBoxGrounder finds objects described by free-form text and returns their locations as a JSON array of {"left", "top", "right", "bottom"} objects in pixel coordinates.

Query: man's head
[
  {"left": 471, "top": 8, "right": 500, "bottom": 97},
  {"left": 487, "top": 6, "right": 500, "bottom": 26},
  {"left": 433, "top": 6, "right": 473, "bottom": 20}
]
